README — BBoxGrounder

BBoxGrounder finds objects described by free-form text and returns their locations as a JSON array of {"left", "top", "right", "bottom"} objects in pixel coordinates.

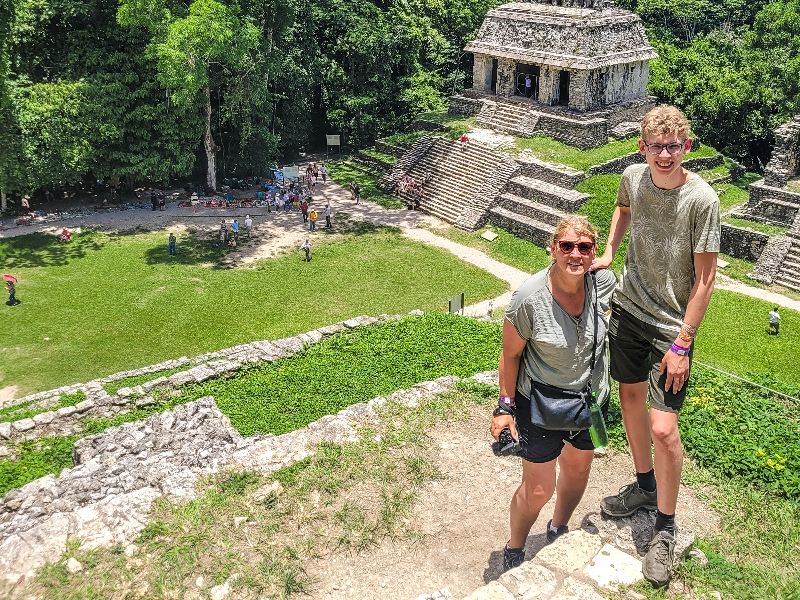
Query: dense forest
[{"left": 0, "top": 0, "right": 798, "bottom": 204}]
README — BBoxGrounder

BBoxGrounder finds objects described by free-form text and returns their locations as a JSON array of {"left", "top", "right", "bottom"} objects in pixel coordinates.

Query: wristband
[
  {"left": 670, "top": 342, "right": 690, "bottom": 356},
  {"left": 499, "top": 396, "right": 515, "bottom": 408},
  {"left": 493, "top": 405, "right": 514, "bottom": 417}
]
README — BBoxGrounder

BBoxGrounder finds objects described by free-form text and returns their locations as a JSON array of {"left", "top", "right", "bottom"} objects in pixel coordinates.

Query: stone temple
[{"left": 451, "top": 0, "right": 658, "bottom": 148}]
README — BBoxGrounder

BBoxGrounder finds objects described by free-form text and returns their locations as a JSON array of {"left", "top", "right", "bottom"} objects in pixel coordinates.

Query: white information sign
[{"left": 326, "top": 135, "right": 341, "bottom": 146}]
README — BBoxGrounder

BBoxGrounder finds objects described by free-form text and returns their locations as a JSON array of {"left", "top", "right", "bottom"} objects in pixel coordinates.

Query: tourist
[
  {"left": 158, "top": 192, "right": 165, "bottom": 211},
  {"left": 301, "top": 199, "right": 309, "bottom": 223},
  {"left": 309, "top": 208, "right": 318, "bottom": 231},
  {"left": 493, "top": 216, "right": 615, "bottom": 573},
  {"left": 349, "top": 180, "right": 356, "bottom": 201},
  {"left": 168, "top": 232, "right": 176, "bottom": 255},
  {"left": 5, "top": 279, "right": 18, "bottom": 305},
  {"left": 191, "top": 193, "right": 199, "bottom": 214},
  {"left": 313, "top": 163, "right": 319, "bottom": 181},
  {"left": 325, "top": 204, "right": 332, "bottom": 228},
  {"left": 459, "top": 133, "right": 469, "bottom": 151},
  {"left": 769, "top": 306, "right": 781, "bottom": 335},
  {"left": 591, "top": 105, "right": 720, "bottom": 588},
  {"left": 525, "top": 74, "right": 532, "bottom": 98},
  {"left": 231, "top": 219, "right": 239, "bottom": 241},
  {"left": 354, "top": 184, "right": 361, "bottom": 204},
  {"left": 301, "top": 238, "right": 311, "bottom": 262},
  {"left": 321, "top": 163, "right": 327, "bottom": 182},
  {"left": 151, "top": 188, "right": 158, "bottom": 211},
  {"left": 220, "top": 220, "right": 227, "bottom": 244}
]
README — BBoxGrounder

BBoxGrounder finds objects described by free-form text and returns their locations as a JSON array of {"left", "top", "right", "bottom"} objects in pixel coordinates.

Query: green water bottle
[{"left": 589, "top": 392, "right": 608, "bottom": 449}]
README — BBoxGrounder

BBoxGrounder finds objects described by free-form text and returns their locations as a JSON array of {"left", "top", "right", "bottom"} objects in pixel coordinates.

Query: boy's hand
[
  {"left": 659, "top": 351, "right": 690, "bottom": 393},
  {"left": 591, "top": 250, "right": 613, "bottom": 271}
]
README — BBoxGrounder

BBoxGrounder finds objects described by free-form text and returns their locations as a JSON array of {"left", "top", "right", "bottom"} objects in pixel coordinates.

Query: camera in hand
[{"left": 492, "top": 427, "right": 521, "bottom": 457}]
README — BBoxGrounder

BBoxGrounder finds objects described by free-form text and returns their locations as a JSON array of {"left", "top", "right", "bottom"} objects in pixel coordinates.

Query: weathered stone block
[
  {"left": 581, "top": 544, "right": 642, "bottom": 590},
  {"left": 188, "top": 365, "right": 216, "bottom": 383},
  {"left": 550, "top": 577, "right": 604, "bottom": 600},
  {"left": 535, "top": 530, "right": 602, "bottom": 572},
  {"left": 499, "top": 561, "right": 558, "bottom": 599},
  {"left": 460, "top": 581, "right": 514, "bottom": 600},
  {"left": 75, "top": 400, "right": 95, "bottom": 413},
  {"left": 12, "top": 418, "right": 35, "bottom": 432},
  {"left": 168, "top": 370, "right": 196, "bottom": 386},
  {"left": 32, "top": 412, "right": 55, "bottom": 426},
  {"left": 0, "top": 422, "right": 11, "bottom": 439}
]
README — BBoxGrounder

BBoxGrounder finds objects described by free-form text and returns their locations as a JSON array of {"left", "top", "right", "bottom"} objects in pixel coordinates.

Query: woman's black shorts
[{"left": 513, "top": 389, "right": 608, "bottom": 463}]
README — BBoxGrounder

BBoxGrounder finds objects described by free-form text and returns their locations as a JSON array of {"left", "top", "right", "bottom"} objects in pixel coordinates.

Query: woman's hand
[{"left": 491, "top": 413, "right": 518, "bottom": 441}]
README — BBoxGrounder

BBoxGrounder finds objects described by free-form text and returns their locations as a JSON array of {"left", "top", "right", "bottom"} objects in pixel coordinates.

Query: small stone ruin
[{"left": 453, "top": 0, "right": 658, "bottom": 148}]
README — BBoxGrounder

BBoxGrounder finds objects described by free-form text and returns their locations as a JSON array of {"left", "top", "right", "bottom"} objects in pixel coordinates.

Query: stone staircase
[
  {"left": 476, "top": 99, "right": 540, "bottom": 138},
  {"left": 486, "top": 158, "right": 590, "bottom": 247},
  {"left": 773, "top": 224, "right": 800, "bottom": 291},
  {"left": 389, "top": 137, "right": 511, "bottom": 226}
]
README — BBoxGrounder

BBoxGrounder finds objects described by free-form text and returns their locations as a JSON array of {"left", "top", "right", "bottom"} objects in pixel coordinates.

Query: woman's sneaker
[
  {"left": 642, "top": 529, "right": 675, "bottom": 587},
  {"left": 546, "top": 519, "right": 569, "bottom": 544},
  {"left": 502, "top": 544, "right": 526, "bottom": 572},
  {"left": 600, "top": 481, "right": 657, "bottom": 517}
]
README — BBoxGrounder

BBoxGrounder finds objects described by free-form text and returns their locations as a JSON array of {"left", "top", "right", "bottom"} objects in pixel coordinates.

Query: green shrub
[{"left": 681, "top": 367, "right": 800, "bottom": 500}]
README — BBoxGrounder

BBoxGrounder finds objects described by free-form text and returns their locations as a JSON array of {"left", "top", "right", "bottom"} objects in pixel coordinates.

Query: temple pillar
[
  {"left": 472, "top": 54, "right": 491, "bottom": 92},
  {"left": 496, "top": 58, "right": 516, "bottom": 97}
]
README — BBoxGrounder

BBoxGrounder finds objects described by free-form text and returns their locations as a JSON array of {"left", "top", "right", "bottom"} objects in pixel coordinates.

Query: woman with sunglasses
[{"left": 491, "top": 216, "right": 616, "bottom": 572}]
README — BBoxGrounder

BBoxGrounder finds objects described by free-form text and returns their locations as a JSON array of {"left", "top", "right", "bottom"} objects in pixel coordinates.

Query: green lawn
[
  {"left": 723, "top": 216, "right": 788, "bottom": 236},
  {"left": 424, "top": 224, "right": 551, "bottom": 275},
  {"left": 0, "top": 226, "right": 506, "bottom": 396},
  {"left": 326, "top": 160, "right": 403, "bottom": 209},
  {"left": 697, "top": 289, "right": 800, "bottom": 388},
  {"left": 509, "top": 136, "right": 719, "bottom": 172}
]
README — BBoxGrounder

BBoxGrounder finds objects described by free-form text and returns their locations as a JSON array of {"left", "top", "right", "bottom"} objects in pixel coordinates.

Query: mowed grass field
[{"left": 0, "top": 225, "right": 508, "bottom": 396}]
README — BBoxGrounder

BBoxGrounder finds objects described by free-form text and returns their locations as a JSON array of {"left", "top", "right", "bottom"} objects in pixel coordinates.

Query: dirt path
[{"left": 303, "top": 406, "right": 721, "bottom": 600}]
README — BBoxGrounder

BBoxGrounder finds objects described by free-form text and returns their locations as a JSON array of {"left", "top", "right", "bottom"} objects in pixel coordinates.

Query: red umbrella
[{"left": 2, "top": 274, "right": 17, "bottom": 283}]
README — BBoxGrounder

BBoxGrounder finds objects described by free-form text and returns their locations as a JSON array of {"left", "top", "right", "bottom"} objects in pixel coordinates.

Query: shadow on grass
[
  {"left": 142, "top": 230, "right": 242, "bottom": 268},
  {"left": 0, "top": 232, "right": 106, "bottom": 268}
]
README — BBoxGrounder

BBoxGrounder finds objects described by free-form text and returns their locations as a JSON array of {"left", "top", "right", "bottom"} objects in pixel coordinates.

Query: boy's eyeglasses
[
  {"left": 558, "top": 241, "right": 595, "bottom": 256},
  {"left": 644, "top": 141, "right": 686, "bottom": 155}
]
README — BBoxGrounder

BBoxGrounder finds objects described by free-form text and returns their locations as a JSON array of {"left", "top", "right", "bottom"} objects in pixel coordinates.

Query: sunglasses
[{"left": 558, "top": 240, "right": 595, "bottom": 256}]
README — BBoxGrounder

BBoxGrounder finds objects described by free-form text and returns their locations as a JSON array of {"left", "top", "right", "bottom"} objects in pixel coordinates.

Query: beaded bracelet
[
  {"left": 677, "top": 330, "right": 694, "bottom": 343},
  {"left": 670, "top": 342, "right": 691, "bottom": 356},
  {"left": 680, "top": 322, "right": 698, "bottom": 338}
]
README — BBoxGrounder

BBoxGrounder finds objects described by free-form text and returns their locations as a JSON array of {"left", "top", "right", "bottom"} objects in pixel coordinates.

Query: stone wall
[
  {"left": 720, "top": 223, "right": 769, "bottom": 262},
  {"left": 375, "top": 140, "right": 406, "bottom": 158},
  {"left": 537, "top": 114, "right": 608, "bottom": 150},
  {"left": 763, "top": 115, "right": 800, "bottom": 188},
  {"left": 0, "top": 317, "right": 385, "bottom": 451},
  {"left": 411, "top": 119, "right": 446, "bottom": 132},
  {"left": 735, "top": 180, "right": 800, "bottom": 227},
  {"left": 516, "top": 157, "right": 585, "bottom": 188},
  {"left": 588, "top": 151, "right": 723, "bottom": 176},
  {"left": 449, "top": 95, "right": 483, "bottom": 116}
]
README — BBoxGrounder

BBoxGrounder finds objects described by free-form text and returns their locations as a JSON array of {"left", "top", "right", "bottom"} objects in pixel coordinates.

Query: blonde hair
[
  {"left": 641, "top": 105, "right": 690, "bottom": 142},
  {"left": 549, "top": 216, "right": 597, "bottom": 263}
]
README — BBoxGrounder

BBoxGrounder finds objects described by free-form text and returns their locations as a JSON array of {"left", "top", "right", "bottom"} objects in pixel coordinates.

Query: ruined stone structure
[
  {"left": 453, "top": 0, "right": 658, "bottom": 148},
  {"left": 737, "top": 115, "right": 800, "bottom": 290}
]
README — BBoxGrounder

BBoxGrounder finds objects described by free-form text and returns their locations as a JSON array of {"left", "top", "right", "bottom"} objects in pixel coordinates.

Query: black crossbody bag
[{"left": 529, "top": 272, "right": 599, "bottom": 431}]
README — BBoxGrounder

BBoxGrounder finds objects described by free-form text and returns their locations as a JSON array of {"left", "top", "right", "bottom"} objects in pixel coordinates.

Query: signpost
[
  {"left": 326, "top": 134, "right": 341, "bottom": 158},
  {"left": 448, "top": 292, "right": 465, "bottom": 315}
]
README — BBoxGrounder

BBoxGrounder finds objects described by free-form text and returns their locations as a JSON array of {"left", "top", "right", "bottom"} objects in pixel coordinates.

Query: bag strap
[{"left": 586, "top": 271, "right": 599, "bottom": 393}]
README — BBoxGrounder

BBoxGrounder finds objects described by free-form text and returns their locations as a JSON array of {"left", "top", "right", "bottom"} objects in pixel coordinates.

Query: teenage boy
[{"left": 591, "top": 105, "right": 720, "bottom": 587}]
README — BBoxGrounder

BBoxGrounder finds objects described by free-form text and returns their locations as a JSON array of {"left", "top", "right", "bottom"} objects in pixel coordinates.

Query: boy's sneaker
[
  {"left": 600, "top": 481, "right": 657, "bottom": 517},
  {"left": 642, "top": 529, "right": 675, "bottom": 587},
  {"left": 502, "top": 544, "right": 526, "bottom": 572},
  {"left": 546, "top": 519, "right": 569, "bottom": 544}
]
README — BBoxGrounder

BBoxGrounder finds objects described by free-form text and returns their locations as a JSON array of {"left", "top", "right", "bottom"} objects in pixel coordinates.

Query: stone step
[
  {"left": 487, "top": 205, "right": 555, "bottom": 248},
  {"left": 516, "top": 157, "right": 585, "bottom": 188},
  {"left": 498, "top": 193, "right": 568, "bottom": 226},
  {"left": 774, "top": 276, "right": 800, "bottom": 292},
  {"left": 505, "top": 175, "right": 591, "bottom": 211}
]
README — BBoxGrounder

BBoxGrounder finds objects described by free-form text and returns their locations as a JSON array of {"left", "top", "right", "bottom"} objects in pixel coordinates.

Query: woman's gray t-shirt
[{"left": 505, "top": 267, "right": 616, "bottom": 401}]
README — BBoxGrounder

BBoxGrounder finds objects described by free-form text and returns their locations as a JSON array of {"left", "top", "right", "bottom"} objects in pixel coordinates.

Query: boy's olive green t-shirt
[{"left": 615, "top": 163, "right": 721, "bottom": 332}]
